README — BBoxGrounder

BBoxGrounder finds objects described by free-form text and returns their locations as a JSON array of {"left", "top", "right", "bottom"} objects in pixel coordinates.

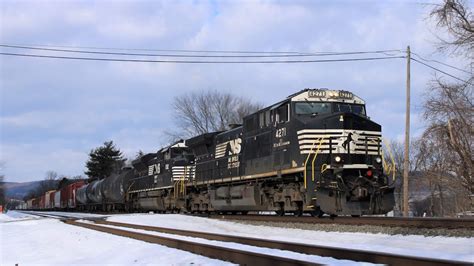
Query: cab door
[{"left": 272, "top": 102, "right": 291, "bottom": 171}]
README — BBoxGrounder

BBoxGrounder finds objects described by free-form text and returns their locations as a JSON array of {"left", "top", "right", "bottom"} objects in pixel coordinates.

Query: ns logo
[
  {"left": 148, "top": 163, "right": 160, "bottom": 176},
  {"left": 215, "top": 138, "right": 242, "bottom": 159},
  {"left": 228, "top": 138, "right": 242, "bottom": 155},
  {"left": 341, "top": 132, "right": 361, "bottom": 152}
]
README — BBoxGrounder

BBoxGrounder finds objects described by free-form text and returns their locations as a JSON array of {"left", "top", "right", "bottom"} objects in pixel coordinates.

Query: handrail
[
  {"left": 321, "top": 164, "right": 329, "bottom": 174},
  {"left": 311, "top": 138, "right": 325, "bottom": 182},
  {"left": 303, "top": 138, "right": 320, "bottom": 189},
  {"left": 174, "top": 166, "right": 188, "bottom": 199},
  {"left": 303, "top": 137, "right": 325, "bottom": 188}
]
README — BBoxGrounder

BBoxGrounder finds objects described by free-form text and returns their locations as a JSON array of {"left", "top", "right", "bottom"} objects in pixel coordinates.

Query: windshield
[
  {"left": 335, "top": 103, "right": 366, "bottom": 116},
  {"left": 295, "top": 102, "right": 331, "bottom": 115}
]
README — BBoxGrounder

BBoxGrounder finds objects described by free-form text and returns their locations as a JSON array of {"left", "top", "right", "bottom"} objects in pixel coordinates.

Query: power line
[
  {"left": 0, "top": 44, "right": 403, "bottom": 58},
  {"left": 0, "top": 52, "right": 405, "bottom": 64},
  {"left": 1, "top": 42, "right": 308, "bottom": 54},
  {"left": 411, "top": 57, "right": 472, "bottom": 84},
  {"left": 411, "top": 52, "right": 471, "bottom": 75}
]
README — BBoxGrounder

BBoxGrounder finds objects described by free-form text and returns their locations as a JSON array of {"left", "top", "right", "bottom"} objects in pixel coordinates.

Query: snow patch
[{"left": 106, "top": 213, "right": 474, "bottom": 263}]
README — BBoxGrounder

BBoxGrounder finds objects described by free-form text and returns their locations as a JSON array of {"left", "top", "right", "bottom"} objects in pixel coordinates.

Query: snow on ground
[
  {"left": 107, "top": 213, "right": 474, "bottom": 263},
  {"left": 0, "top": 211, "right": 37, "bottom": 222},
  {"left": 24, "top": 210, "right": 109, "bottom": 219},
  {"left": 86, "top": 221, "right": 373, "bottom": 266},
  {"left": 0, "top": 211, "right": 232, "bottom": 266},
  {"left": 2, "top": 211, "right": 472, "bottom": 265}
]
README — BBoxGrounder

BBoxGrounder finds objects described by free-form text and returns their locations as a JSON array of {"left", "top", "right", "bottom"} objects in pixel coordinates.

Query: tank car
[
  {"left": 87, "top": 179, "right": 104, "bottom": 205},
  {"left": 101, "top": 168, "right": 134, "bottom": 211},
  {"left": 76, "top": 185, "right": 88, "bottom": 209}
]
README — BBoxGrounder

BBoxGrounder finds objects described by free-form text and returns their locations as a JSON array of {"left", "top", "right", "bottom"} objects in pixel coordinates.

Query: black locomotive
[{"left": 119, "top": 88, "right": 395, "bottom": 216}]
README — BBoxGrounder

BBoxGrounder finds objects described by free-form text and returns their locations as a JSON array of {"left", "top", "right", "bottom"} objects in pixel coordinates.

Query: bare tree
[
  {"left": 170, "top": 90, "right": 263, "bottom": 138},
  {"left": 135, "top": 150, "right": 145, "bottom": 159},
  {"left": 27, "top": 170, "right": 60, "bottom": 199},
  {"left": 430, "top": 0, "right": 474, "bottom": 60},
  {"left": 384, "top": 139, "right": 420, "bottom": 215},
  {"left": 71, "top": 175, "right": 85, "bottom": 180},
  {"left": 414, "top": 129, "right": 469, "bottom": 216},
  {"left": 420, "top": 0, "right": 474, "bottom": 215},
  {"left": 38, "top": 171, "right": 58, "bottom": 193},
  {"left": 423, "top": 80, "right": 473, "bottom": 195}
]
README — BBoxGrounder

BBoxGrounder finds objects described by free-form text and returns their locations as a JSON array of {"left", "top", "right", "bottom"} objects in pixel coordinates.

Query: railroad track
[
  {"left": 19, "top": 211, "right": 106, "bottom": 222},
  {"left": 21, "top": 211, "right": 472, "bottom": 265},
  {"left": 91, "top": 220, "right": 470, "bottom": 266},
  {"left": 19, "top": 211, "right": 74, "bottom": 220},
  {"left": 65, "top": 219, "right": 316, "bottom": 266},
  {"left": 208, "top": 214, "right": 474, "bottom": 229}
]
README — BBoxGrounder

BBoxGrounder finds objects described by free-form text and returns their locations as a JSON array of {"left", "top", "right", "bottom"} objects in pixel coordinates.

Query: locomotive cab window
[
  {"left": 276, "top": 104, "right": 289, "bottom": 123},
  {"left": 335, "top": 103, "right": 366, "bottom": 116},
  {"left": 265, "top": 111, "right": 271, "bottom": 126},
  {"left": 259, "top": 112, "right": 265, "bottom": 128},
  {"left": 294, "top": 102, "right": 331, "bottom": 115}
]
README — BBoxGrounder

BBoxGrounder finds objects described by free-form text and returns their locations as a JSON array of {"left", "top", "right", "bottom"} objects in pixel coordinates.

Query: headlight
[
  {"left": 375, "top": 157, "right": 382, "bottom": 164},
  {"left": 334, "top": 156, "right": 341, "bottom": 163}
]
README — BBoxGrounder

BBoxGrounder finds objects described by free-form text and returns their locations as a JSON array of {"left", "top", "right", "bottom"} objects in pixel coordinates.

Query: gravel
[{"left": 227, "top": 220, "right": 474, "bottom": 237}]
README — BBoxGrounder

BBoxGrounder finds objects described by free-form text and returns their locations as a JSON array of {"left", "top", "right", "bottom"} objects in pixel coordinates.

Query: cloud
[
  {"left": 0, "top": 0, "right": 468, "bottom": 181},
  {"left": 1, "top": 142, "right": 88, "bottom": 182}
]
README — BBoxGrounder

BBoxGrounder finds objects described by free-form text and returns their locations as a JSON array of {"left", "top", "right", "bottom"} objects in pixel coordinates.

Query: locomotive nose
[{"left": 304, "top": 112, "right": 381, "bottom": 132}]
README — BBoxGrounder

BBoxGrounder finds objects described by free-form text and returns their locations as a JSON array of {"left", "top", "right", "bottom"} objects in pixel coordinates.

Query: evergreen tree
[{"left": 85, "top": 141, "right": 124, "bottom": 180}]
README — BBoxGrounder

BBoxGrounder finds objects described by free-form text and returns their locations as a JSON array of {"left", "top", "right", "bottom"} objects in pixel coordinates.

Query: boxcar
[
  {"left": 45, "top": 190, "right": 55, "bottom": 209},
  {"left": 54, "top": 191, "right": 61, "bottom": 209},
  {"left": 60, "top": 181, "right": 85, "bottom": 209},
  {"left": 39, "top": 195, "right": 45, "bottom": 209}
]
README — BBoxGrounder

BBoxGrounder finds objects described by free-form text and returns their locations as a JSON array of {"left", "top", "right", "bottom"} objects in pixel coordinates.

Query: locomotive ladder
[
  {"left": 173, "top": 166, "right": 187, "bottom": 199},
  {"left": 303, "top": 137, "right": 325, "bottom": 189}
]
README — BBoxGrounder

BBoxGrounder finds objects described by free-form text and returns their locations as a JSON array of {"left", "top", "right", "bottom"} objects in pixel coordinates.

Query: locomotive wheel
[
  {"left": 293, "top": 202, "right": 303, "bottom": 217},
  {"left": 275, "top": 209, "right": 284, "bottom": 216},
  {"left": 310, "top": 207, "right": 324, "bottom": 218},
  {"left": 275, "top": 203, "right": 284, "bottom": 216},
  {"left": 294, "top": 209, "right": 303, "bottom": 217}
]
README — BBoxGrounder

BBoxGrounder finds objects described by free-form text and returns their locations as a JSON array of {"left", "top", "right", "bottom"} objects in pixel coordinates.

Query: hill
[{"left": 0, "top": 181, "right": 43, "bottom": 200}]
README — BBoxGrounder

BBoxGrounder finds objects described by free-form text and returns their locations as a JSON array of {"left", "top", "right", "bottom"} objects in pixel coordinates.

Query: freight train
[{"left": 20, "top": 89, "right": 395, "bottom": 217}]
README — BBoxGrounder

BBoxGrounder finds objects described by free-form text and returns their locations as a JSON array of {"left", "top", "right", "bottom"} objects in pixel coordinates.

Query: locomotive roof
[
  {"left": 288, "top": 88, "right": 365, "bottom": 104},
  {"left": 243, "top": 88, "right": 365, "bottom": 120},
  {"left": 185, "top": 131, "right": 222, "bottom": 147},
  {"left": 157, "top": 139, "right": 187, "bottom": 153}
]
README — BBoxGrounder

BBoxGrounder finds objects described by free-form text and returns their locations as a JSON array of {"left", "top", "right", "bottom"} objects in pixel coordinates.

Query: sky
[{"left": 0, "top": 0, "right": 470, "bottom": 182}]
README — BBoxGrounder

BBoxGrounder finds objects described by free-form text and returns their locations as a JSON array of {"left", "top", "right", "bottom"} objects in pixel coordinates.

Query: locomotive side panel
[{"left": 128, "top": 141, "right": 195, "bottom": 212}]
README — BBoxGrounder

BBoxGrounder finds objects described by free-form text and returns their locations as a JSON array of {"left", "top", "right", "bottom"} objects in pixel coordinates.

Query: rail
[
  {"left": 64, "top": 219, "right": 316, "bottom": 266},
  {"left": 20, "top": 211, "right": 472, "bottom": 265},
  {"left": 210, "top": 214, "right": 474, "bottom": 229},
  {"left": 93, "top": 219, "right": 470, "bottom": 266}
]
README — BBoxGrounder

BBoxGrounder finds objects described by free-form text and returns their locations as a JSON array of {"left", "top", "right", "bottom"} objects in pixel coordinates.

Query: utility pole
[{"left": 403, "top": 45, "right": 411, "bottom": 217}]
